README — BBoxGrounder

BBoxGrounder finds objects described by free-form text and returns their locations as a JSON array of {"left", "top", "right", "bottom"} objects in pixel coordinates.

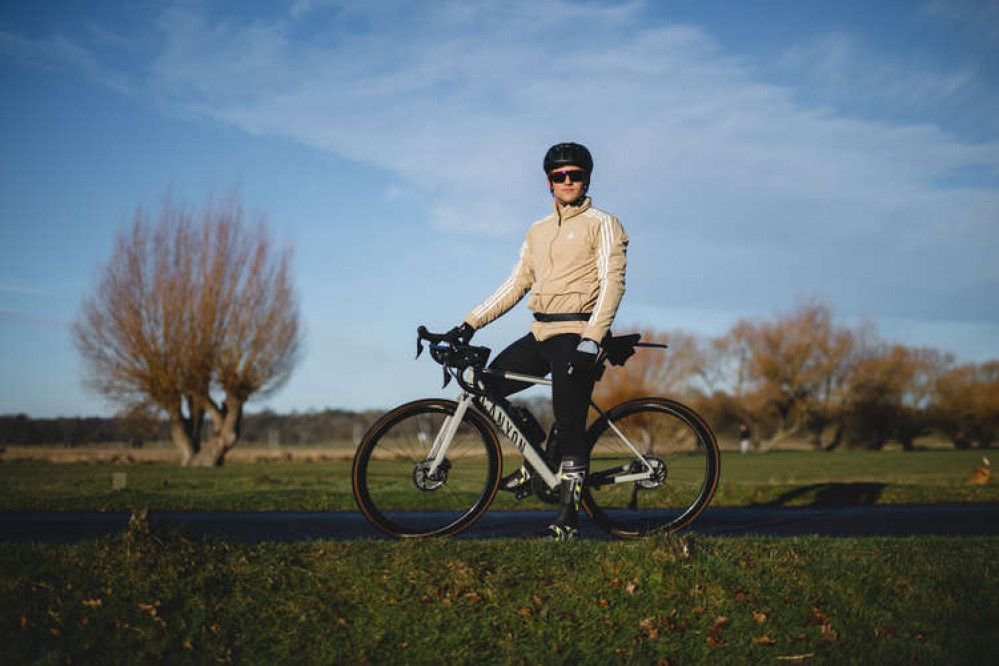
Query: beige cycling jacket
[{"left": 464, "top": 197, "right": 628, "bottom": 343}]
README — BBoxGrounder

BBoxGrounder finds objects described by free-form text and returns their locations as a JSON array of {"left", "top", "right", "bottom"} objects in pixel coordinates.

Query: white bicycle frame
[{"left": 423, "top": 367, "right": 660, "bottom": 490}]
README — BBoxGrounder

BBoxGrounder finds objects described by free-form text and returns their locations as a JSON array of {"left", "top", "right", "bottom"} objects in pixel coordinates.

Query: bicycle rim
[
  {"left": 352, "top": 399, "right": 501, "bottom": 538},
  {"left": 582, "top": 397, "right": 720, "bottom": 538}
]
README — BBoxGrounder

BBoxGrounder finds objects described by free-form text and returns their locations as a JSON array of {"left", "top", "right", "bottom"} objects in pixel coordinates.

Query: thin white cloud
[
  {"left": 4, "top": 0, "right": 998, "bottom": 327},
  {"left": 923, "top": 0, "right": 999, "bottom": 43},
  {"left": 0, "top": 29, "right": 135, "bottom": 94},
  {"left": 773, "top": 31, "right": 994, "bottom": 134}
]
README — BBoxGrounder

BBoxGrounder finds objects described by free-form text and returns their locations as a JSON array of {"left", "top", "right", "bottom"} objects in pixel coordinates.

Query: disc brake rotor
[{"left": 413, "top": 458, "right": 451, "bottom": 491}]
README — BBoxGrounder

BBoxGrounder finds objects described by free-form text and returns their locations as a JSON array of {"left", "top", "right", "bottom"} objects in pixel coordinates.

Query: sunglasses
[{"left": 548, "top": 169, "right": 587, "bottom": 184}]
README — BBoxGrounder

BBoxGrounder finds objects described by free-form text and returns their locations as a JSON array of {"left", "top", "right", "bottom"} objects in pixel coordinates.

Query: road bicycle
[{"left": 351, "top": 327, "right": 720, "bottom": 539}]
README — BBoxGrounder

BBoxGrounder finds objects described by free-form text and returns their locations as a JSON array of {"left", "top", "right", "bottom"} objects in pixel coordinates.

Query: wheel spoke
[
  {"left": 582, "top": 398, "right": 719, "bottom": 538},
  {"left": 353, "top": 400, "right": 500, "bottom": 538}
]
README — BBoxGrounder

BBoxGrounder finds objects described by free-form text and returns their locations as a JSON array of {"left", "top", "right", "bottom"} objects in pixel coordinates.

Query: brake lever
[{"left": 415, "top": 325, "right": 430, "bottom": 360}]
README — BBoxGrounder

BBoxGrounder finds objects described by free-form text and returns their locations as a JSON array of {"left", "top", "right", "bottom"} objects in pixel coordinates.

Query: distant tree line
[
  {"left": 595, "top": 299, "right": 998, "bottom": 450},
  {"left": 0, "top": 409, "right": 383, "bottom": 448},
  {"left": 7, "top": 300, "right": 995, "bottom": 452}
]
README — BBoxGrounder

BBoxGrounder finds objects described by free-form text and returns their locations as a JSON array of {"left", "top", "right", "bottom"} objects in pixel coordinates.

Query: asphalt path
[{"left": 3, "top": 504, "right": 998, "bottom": 543}]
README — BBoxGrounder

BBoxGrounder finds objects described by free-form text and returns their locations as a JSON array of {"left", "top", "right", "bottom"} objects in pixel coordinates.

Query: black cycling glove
[{"left": 445, "top": 322, "right": 475, "bottom": 345}]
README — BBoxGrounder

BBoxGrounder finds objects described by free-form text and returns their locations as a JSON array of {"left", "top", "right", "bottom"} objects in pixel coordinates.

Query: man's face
[{"left": 547, "top": 166, "right": 588, "bottom": 205}]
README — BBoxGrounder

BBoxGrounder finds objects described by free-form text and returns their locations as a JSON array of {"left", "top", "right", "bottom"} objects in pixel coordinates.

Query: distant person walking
[{"left": 739, "top": 422, "right": 752, "bottom": 454}]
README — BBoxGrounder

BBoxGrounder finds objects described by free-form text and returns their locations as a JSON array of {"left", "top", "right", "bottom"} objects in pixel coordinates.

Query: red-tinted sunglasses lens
[{"left": 549, "top": 170, "right": 586, "bottom": 183}]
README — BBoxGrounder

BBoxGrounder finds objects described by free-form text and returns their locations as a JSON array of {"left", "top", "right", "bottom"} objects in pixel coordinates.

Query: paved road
[{"left": 3, "top": 504, "right": 998, "bottom": 543}]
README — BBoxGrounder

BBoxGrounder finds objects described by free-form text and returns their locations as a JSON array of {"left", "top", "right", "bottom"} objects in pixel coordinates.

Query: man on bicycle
[{"left": 446, "top": 142, "right": 628, "bottom": 541}]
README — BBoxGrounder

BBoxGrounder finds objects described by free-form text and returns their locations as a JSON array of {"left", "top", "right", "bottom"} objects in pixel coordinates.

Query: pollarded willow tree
[{"left": 73, "top": 194, "right": 300, "bottom": 466}]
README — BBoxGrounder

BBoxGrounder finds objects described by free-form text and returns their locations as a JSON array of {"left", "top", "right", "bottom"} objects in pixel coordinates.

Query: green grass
[
  {"left": 2, "top": 527, "right": 997, "bottom": 664},
  {"left": 1, "top": 449, "right": 996, "bottom": 511}
]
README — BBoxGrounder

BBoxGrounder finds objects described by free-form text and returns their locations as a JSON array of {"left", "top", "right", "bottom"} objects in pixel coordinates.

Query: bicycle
[{"left": 351, "top": 326, "right": 720, "bottom": 539}]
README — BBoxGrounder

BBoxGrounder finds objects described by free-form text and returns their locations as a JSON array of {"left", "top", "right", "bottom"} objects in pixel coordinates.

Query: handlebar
[
  {"left": 416, "top": 326, "right": 492, "bottom": 391},
  {"left": 414, "top": 325, "right": 669, "bottom": 389}
]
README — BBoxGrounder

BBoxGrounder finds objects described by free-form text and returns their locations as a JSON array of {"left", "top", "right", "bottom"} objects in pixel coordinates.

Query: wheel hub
[
  {"left": 413, "top": 459, "right": 450, "bottom": 491},
  {"left": 632, "top": 457, "right": 666, "bottom": 490}
]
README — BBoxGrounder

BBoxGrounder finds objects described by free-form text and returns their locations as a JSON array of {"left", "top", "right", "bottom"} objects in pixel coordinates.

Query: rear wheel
[
  {"left": 352, "top": 399, "right": 502, "bottom": 538},
  {"left": 582, "top": 397, "right": 720, "bottom": 538}
]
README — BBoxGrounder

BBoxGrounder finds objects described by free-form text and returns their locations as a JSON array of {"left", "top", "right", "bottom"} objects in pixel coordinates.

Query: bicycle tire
[
  {"left": 581, "top": 397, "right": 720, "bottom": 539},
  {"left": 352, "top": 398, "right": 502, "bottom": 538}
]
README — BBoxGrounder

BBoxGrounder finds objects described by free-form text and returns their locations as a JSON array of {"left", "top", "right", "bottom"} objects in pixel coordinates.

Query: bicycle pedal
[
  {"left": 500, "top": 468, "right": 533, "bottom": 499},
  {"left": 499, "top": 479, "right": 533, "bottom": 499}
]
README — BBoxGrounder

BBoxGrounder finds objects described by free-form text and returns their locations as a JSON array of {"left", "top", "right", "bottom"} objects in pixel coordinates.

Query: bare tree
[
  {"left": 73, "top": 193, "right": 299, "bottom": 466},
  {"left": 846, "top": 344, "right": 949, "bottom": 450},
  {"left": 726, "top": 300, "right": 855, "bottom": 444},
  {"left": 933, "top": 361, "right": 999, "bottom": 449}
]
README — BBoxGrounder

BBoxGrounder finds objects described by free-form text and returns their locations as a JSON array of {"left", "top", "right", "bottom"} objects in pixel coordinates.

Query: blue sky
[{"left": 2, "top": 0, "right": 997, "bottom": 418}]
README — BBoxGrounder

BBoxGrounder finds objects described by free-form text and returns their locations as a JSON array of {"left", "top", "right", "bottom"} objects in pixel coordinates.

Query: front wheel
[
  {"left": 582, "top": 397, "right": 720, "bottom": 538},
  {"left": 352, "top": 399, "right": 502, "bottom": 538}
]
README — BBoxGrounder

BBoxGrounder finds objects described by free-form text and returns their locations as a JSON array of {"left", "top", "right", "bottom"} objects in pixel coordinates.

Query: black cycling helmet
[{"left": 543, "top": 142, "right": 593, "bottom": 174}]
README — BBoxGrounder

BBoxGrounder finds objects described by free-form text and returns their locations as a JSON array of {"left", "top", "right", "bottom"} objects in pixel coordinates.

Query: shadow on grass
[{"left": 755, "top": 482, "right": 888, "bottom": 507}]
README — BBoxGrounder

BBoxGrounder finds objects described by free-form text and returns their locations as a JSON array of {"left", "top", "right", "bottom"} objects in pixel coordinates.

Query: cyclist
[{"left": 445, "top": 141, "right": 628, "bottom": 541}]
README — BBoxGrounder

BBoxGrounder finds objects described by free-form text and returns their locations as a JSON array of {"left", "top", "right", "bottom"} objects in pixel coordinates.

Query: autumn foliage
[
  {"left": 596, "top": 300, "right": 997, "bottom": 450},
  {"left": 73, "top": 193, "right": 299, "bottom": 466}
]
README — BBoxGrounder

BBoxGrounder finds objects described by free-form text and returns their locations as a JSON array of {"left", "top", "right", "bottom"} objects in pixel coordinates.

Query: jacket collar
[{"left": 553, "top": 197, "right": 591, "bottom": 223}]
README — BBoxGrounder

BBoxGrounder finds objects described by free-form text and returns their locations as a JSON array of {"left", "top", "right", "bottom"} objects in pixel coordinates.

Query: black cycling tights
[{"left": 482, "top": 332, "right": 596, "bottom": 460}]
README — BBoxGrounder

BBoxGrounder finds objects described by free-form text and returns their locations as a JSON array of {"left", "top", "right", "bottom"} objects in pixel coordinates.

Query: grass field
[
  {"left": 2, "top": 449, "right": 997, "bottom": 664},
  {"left": 2, "top": 527, "right": 996, "bottom": 664},
  {"left": 0, "top": 448, "right": 995, "bottom": 511}
]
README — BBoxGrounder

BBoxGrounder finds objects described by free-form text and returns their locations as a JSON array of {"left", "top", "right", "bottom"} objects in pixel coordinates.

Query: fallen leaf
[
  {"left": 734, "top": 590, "right": 753, "bottom": 602},
  {"left": 874, "top": 625, "right": 896, "bottom": 639},
  {"left": 915, "top": 630, "right": 929, "bottom": 641},
  {"left": 336, "top": 618, "right": 347, "bottom": 627},
  {"left": 82, "top": 598, "right": 102, "bottom": 608},
  {"left": 183, "top": 641, "right": 193, "bottom": 650},
  {"left": 808, "top": 605, "right": 827, "bottom": 625},
  {"left": 752, "top": 634, "right": 777, "bottom": 646},
  {"left": 820, "top": 623, "right": 838, "bottom": 642},
  {"left": 639, "top": 618, "right": 657, "bottom": 631},
  {"left": 625, "top": 581, "right": 638, "bottom": 596},
  {"left": 753, "top": 611, "right": 768, "bottom": 624},
  {"left": 50, "top": 628, "right": 62, "bottom": 638},
  {"left": 711, "top": 616, "right": 731, "bottom": 631},
  {"left": 706, "top": 634, "right": 725, "bottom": 647},
  {"left": 20, "top": 616, "right": 28, "bottom": 628},
  {"left": 598, "top": 598, "right": 610, "bottom": 607}
]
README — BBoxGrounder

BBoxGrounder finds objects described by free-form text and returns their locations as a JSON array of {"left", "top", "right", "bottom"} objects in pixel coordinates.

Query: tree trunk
[
  {"left": 170, "top": 415, "right": 195, "bottom": 465},
  {"left": 822, "top": 425, "right": 844, "bottom": 452},
  {"left": 189, "top": 396, "right": 244, "bottom": 466},
  {"left": 168, "top": 402, "right": 197, "bottom": 465}
]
